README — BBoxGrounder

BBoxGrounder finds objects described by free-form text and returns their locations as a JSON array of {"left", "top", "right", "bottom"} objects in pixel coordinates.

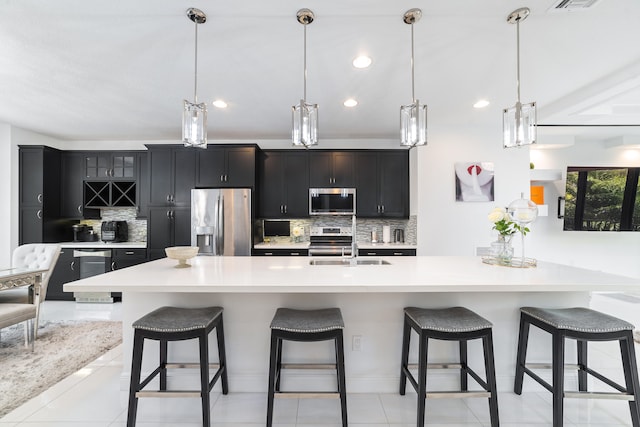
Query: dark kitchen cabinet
[
  {"left": 147, "top": 146, "right": 196, "bottom": 207},
  {"left": 196, "top": 145, "right": 256, "bottom": 188},
  {"left": 358, "top": 248, "right": 416, "bottom": 256},
  {"left": 309, "top": 151, "right": 355, "bottom": 188},
  {"left": 46, "top": 248, "right": 78, "bottom": 301},
  {"left": 147, "top": 207, "right": 191, "bottom": 260},
  {"left": 258, "top": 150, "right": 309, "bottom": 218},
  {"left": 61, "top": 152, "right": 89, "bottom": 218},
  {"left": 18, "top": 146, "right": 70, "bottom": 243},
  {"left": 252, "top": 248, "right": 309, "bottom": 256},
  {"left": 84, "top": 152, "right": 136, "bottom": 180},
  {"left": 136, "top": 151, "right": 148, "bottom": 218},
  {"left": 84, "top": 181, "right": 136, "bottom": 208},
  {"left": 355, "top": 151, "right": 409, "bottom": 218},
  {"left": 111, "top": 248, "right": 147, "bottom": 271}
]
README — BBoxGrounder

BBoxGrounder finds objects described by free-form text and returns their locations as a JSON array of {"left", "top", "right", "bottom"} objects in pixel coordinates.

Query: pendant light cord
[
  {"left": 194, "top": 19, "right": 199, "bottom": 103},
  {"left": 303, "top": 24, "right": 307, "bottom": 102},
  {"left": 516, "top": 19, "right": 521, "bottom": 104},
  {"left": 410, "top": 22, "right": 415, "bottom": 103}
]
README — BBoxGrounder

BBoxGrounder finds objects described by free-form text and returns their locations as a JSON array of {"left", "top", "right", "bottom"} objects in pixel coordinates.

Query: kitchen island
[{"left": 65, "top": 256, "right": 640, "bottom": 393}]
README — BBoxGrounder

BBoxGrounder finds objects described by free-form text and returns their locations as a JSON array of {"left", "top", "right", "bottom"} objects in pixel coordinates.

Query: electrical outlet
[{"left": 352, "top": 335, "right": 362, "bottom": 351}]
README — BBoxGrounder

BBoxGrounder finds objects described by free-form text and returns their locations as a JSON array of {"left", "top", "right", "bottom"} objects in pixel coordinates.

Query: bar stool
[
  {"left": 514, "top": 307, "right": 640, "bottom": 427},
  {"left": 266, "top": 307, "right": 347, "bottom": 427},
  {"left": 126, "top": 306, "right": 228, "bottom": 427},
  {"left": 399, "top": 306, "right": 499, "bottom": 427}
]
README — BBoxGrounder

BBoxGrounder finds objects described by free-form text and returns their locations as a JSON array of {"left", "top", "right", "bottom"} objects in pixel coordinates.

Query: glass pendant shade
[
  {"left": 400, "top": 100, "right": 427, "bottom": 147},
  {"left": 503, "top": 101, "right": 536, "bottom": 148},
  {"left": 292, "top": 99, "right": 318, "bottom": 147},
  {"left": 183, "top": 100, "right": 207, "bottom": 148}
]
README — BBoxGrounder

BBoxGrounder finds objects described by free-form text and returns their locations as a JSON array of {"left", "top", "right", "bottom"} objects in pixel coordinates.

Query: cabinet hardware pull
[
  {"left": 283, "top": 205, "right": 287, "bottom": 214},
  {"left": 111, "top": 261, "right": 116, "bottom": 271},
  {"left": 36, "top": 210, "right": 42, "bottom": 219},
  {"left": 220, "top": 174, "right": 224, "bottom": 182},
  {"left": 37, "top": 193, "right": 43, "bottom": 203},
  {"left": 265, "top": 252, "right": 273, "bottom": 256},
  {"left": 393, "top": 252, "right": 403, "bottom": 256},
  {"left": 77, "top": 205, "right": 83, "bottom": 214},
  {"left": 381, "top": 205, "right": 385, "bottom": 213},
  {"left": 70, "top": 261, "right": 75, "bottom": 271},
  {"left": 166, "top": 210, "right": 171, "bottom": 219},
  {"left": 557, "top": 196, "right": 565, "bottom": 219},
  {"left": 291, "top": 252, "right": 299, "bottom": 256},
  {"left": 224, "top": 174, "right": 228, "bottom": 182},
  {"left": 166, "top": 194, "right": 171, "bottom": 203},
  {"left": 367, "top": 252, "right": 376, "bottom": 256},
  {"left": 125, "top": 251, "right": 135, "bottom": 255}
]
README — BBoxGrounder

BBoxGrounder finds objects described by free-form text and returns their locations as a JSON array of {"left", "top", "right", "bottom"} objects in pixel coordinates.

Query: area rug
[{"left": 0, "top": 320, "right": 122, "bottom": 417}]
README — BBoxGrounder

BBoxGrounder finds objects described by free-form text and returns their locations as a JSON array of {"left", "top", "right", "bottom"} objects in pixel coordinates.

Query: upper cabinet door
[
  {"left": 354, "top": 152, "right": 379, "bottom": 217},
  {"left": 111, "top": 154, "right": 135, "bottom": 178},
  {"left": 172, "top": 149, "right": 196, "bottom": 206},
  {"left": 148, "top": 148, "right": 173, "bottom": 205},
  {"left": 309, "top": 151, "right": 355, "bottom": 188},
  {"left": 196, "top": 146, "right": 256, "bottom": 188},
  {"left": 19, "top": 148, "right": 44, "bottom": 206},
  {"left": 85, "top": 152, "right": 135, "bottom": 179},
  {"left": 378, "top": 151, "right": 409, "bottom": 218}
]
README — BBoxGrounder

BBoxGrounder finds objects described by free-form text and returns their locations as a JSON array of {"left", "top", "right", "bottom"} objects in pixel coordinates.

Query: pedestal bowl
[{"left": 165, "top": 246, "right": 199, "bottom": 268}]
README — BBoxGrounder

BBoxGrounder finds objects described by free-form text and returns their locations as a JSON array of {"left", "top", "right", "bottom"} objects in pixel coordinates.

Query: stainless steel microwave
[{"left": 309, "top": 188, "right": 356, "bottom": 216}]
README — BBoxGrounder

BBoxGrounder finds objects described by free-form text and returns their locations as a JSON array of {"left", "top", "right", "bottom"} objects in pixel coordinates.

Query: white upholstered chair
[{"left": 0, "top": 244, "right": 61, "bottom": 347}]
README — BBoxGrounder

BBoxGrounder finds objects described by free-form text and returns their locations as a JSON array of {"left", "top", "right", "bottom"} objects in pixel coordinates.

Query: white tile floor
[{"left": 1, "top": 294, "right": 639, "bottom": 426}]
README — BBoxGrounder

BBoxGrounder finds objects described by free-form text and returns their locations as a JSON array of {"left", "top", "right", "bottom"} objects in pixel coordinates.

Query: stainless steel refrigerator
[{"left": 191, "top": 188, "right": 252, "bottom": 256}]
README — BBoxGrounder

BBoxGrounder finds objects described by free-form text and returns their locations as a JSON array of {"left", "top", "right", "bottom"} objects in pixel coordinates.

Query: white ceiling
[{"left": 1, "top": 0, "right": 639, "bottom": 143}]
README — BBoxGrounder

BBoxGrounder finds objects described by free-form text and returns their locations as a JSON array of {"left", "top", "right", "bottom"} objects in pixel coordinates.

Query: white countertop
[
  {"left": 65, "top": 255, "right": 639, "bottom": 294},
  {"left": 59, "top": 242, "right": 147, "bottom": 249}
]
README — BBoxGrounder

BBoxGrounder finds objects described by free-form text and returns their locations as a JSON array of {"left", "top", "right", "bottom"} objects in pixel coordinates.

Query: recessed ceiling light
[
  {"left": 473, "top": 99, "right": 490, "bottom": 109},
  {"left": 343, "top": 99, "right": 358, "bottom": 107},
  {"left": 352, "top": 56, "right": 372, "bottom": 69},
  {"left": 212, "top": 100, "right": 228, "bottom": 108}
]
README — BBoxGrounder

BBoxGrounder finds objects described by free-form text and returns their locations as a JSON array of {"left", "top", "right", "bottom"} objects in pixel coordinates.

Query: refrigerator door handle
[{"left": 218, "top": 195, "right": 225, "bottom": 255}]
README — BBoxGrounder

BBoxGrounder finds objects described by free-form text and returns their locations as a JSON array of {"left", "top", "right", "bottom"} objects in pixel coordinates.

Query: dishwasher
[{"left": 73, "top": 249, "right": 114, "bottom": 303}]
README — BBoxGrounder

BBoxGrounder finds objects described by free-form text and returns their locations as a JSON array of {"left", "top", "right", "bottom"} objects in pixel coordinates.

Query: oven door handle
[{"left": 73, "top": 250, "right": 112, "bottom": 258}]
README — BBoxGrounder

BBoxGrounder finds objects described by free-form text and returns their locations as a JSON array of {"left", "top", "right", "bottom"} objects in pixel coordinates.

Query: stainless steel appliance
[
  {"left": 309, "top": 188, "right": 356, "bottom": 216},
  {"left": 191, "top": 188, "right": 252, "bottom": 256},
  {"left": 101, "top": 221, "right": 128, "bottom": 242},
  {"left": 394, "top": 228, "right": 405, "bottom": 243},
  {"left": 73, "top": 248, "right": 113, "bottom": 303},
  {"left": 72, "top": 224, "right": 98, "bottom": 242},
  {"left": 308, "top": 226, "right": 353, "bottom": 256}
]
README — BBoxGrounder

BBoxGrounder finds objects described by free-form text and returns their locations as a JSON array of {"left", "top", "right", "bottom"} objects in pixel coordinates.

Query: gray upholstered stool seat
[
  {"left": 400, "top": 306, "right": 499, "bottom": 427},
  {"left": 270, "top": 307, "right": 344, "bottom": 333},
  {"left": 133, "top": 306, "right": 223, "bottom": 333},
  {"left": 404, "top": 306, "right": 493, "bottom": 333},
  {"left": 267, "top": 307, "right": 347, "bottom": 427},
  {"left": 515, "top": 306, "right": 640, "bottom": 427},
  {"left": 520, "top": 306, "right": 634, "bottom": 333},
  {"left": 127, "top": 306, "right": 228, "bottom": 427}
]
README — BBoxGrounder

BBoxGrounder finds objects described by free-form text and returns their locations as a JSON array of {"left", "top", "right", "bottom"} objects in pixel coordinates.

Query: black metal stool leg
[
  {"left": 127, "top": 331, "right": 144, "bottom": 427},
  {"left": 460, "top": 339, "right": 468, "bottom": 391},
  {"left": 514, "top": 315, "right": 531, "bottom": 394},
  {"left": 399, "top": 315, "right": 411, "bottom": 395},
  {"left": 159, "top": 339, "right": 168, "bottom": 391},
  {"left": 577, "top": 339, "right": 588, "bottom": 392},
  {"left": 620, "top": 332, "right": 640, "bottom": 427},
  {"left": 275, "top": 335, "right": 283, "bottom": 391},
  {"left": 335, "top": 330, "right": 348, "bottom": 427},
  {"left": 266, "top": 332, "right": 279, "bottom": 427},
  {"left": 198, "top": 330, "right": 211, "bottom": 427},
  {"left": 416, "top": 331, "right": 428, "bottom": 427},
  {"left": 215, "top": 317, "right": 229, "bottom": 394},
  {"left": 552, "top": 331, "right": 565, "bottom": 427},
  {"left": 483, "top": 331, "right": 500, "bottom": 427}
]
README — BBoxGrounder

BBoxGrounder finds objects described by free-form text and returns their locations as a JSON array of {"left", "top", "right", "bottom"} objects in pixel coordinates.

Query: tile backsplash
[
  {"left": 81, "top": 208, "right": 147, "bottom": 242},
  {"left": 263, "top": 216, "right": 417, "bottom": 245}
]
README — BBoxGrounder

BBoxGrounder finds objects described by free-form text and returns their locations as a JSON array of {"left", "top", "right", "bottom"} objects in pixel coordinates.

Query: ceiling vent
[{"left": 548, "top": 0, "right": 601, "bottom": 12}]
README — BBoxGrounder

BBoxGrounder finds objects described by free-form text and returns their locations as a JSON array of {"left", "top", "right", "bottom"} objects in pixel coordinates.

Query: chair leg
[
  {"left": 577, "top": 339, "right": 588, "bottom": 392},
  {"left": 483, "top": 331, "right": 500, "bottom": 427},
  {"left": 127, "top": 332, "right": 145, "bottom": 427},
  {"left": 619, "top": 332, "right": 640, "bottom": 427},
  {"left": 198, "top": 330, "right": 211, "bottom": 427},
  {"left": 514, "top": 315, "right": 531, "bottom": 394},
  {"left": 416, "top": 332, "right": 428, "bottom": 427},
  {"left": 335, "top": 330, "right": 348, "bottom": 427},
  {"left": 552, "top": 332, "right": 565, "bottom": 427},
  {"left": 216, "top": 316, "right": 229, "bottom": 394},
  {"left": 266, "top": 333, "right": 279, "bottom": 427},
  {"left": 275, "top": 334, "right": 283, "bottom": 392},
  {"left": 159, "top": 340, "right": 168, "bottom": 391},
  {"left": 399, "top": 316, "right": 411, "bottom": 395},
  {"left": 459, "top": 339, "right": 468, "bottom": 391}
]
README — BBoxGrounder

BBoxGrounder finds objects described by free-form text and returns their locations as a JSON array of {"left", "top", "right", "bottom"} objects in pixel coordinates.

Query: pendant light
[
  {"left": 400, "top": 8, "right": 427, "bottom": 148},
  {"left": 292, "top": 8, "right": 318, "bottom": 148},
  {"left": 182, "top": 8, "right": 207, "bottom": 149},
  {"left": 503, "top": 7, "right": 536, "bottom": 148}
]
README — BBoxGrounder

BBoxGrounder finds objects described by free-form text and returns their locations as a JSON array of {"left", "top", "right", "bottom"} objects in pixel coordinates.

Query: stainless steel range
[{"left": 308, "top": 226, "right": 353, "bottom": 256}]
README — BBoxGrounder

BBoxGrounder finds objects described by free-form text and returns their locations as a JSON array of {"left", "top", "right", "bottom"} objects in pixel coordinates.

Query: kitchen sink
[{"left": 309, "top": 258, "right": 391, "bottom": 266}]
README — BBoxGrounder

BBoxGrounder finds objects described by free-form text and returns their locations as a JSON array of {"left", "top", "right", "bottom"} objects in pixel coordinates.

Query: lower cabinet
[
  {"left": 252, "top": 248, "right": 309, "bottom": 256},
  {"left": 46, "top": 249, "right": 79, "bottom": 301},
  {"left": 358, "top": 249, "right": 416, "bottom": 256},
  {"left": 148, "top": 207, "right": 191, "bottom": 260},
  {"left": 111, "top": 249, "right": 147, "bottom": 271}
]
